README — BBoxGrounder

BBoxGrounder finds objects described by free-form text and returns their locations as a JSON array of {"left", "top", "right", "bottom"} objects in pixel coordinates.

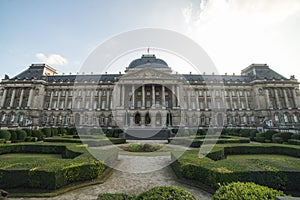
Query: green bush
[
  {"left": 137, "top": 186, "right": 196, "bottom": 200},
  {"left": 67, "top": 127, "right": 78, "bottom": 135},
  {"left": 9, "top": 130, "right": 17, "bottom": 141},
  {"left": 41, "top": 128, "right": 52, "bottom": 137},
  {"left": 239, "top": 129, "right": 250, "bottom": 137},
  {"left": 22, "top": 128, "right": 32, "bottom": 137},
  {"left": 51, "top": 128, "right": 58, "bottom": 136},
  {"left": 97, "top": 193, "right": 134, "bottom": 200},
  {"left": 272, "top": 133, "right": 283, "bottom": 144},
  {"left": 254, "top": 136, "right": 266, "bottom": 143},
  {"left": 213, "top": 182, "right": 286, "bottom": 200},
  {"left": 197, "top": 129, "right": 207, "bottom": 135},
  {"left": 31, "top": 130, "right": 44, "bottom": 141},
  {"left": 291, "top": 134, "right": 300, "bottom": 140},
  {"left": 122, "top": 143, "right": 162, "bottom": 152},
  {"left": 288, "top": 139, "right": 300, "bottom": 145},
  {"left": 16, "top": 129, "right": 27, "bottom": 141},
  {"left": 57, "top": 127, "right": 67, "bottom": 136},
  {"left": 0, "top": 130, "right": 11, "bottom": 141},
  {"left": 265, "top": 130, "right": 277, "bottom": 140},
  {"left": 280, "top": 132, "right": 293, "bottom": 143},
  {"left": 0, "top": 139, "right": 5, "bottom": 143},
  {"left": 249, "top": 130, "right": 258, "bottom": 141}
]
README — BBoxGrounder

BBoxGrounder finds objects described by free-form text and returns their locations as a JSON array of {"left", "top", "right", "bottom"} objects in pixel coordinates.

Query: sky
[{"left": 0, "top": 0, "right": 300, "bottom": 81}]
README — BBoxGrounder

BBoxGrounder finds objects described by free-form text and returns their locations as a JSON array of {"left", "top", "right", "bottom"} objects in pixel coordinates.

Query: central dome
[{"left": 128, "top": 54, "right": 168, "bottom": 69}]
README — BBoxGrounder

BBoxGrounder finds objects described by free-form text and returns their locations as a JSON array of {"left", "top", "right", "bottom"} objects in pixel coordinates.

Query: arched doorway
[
  {"left": 135, "top": 112, "right": 141, "bottom": 125},
  {"left": 145, "top": 112, "right": 151, "bottom": 125},
  {"left": 156, "top": 112, "right": 161, "bottom": 126},
  {"left": 166, "top": 112, "right": 172, "bottom": 127}
]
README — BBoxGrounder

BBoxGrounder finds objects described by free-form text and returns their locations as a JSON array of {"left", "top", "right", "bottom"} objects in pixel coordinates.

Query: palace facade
[{"left": 0, "top": 54, "right": 300, "bottom": 130}]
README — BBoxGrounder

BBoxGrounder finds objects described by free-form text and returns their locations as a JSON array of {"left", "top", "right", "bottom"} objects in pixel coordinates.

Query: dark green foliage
[
  {"left": 172, "top": 128, "right": 179, "bottom": 134},
  {"left": 0, "top": 139, "right": 5, "bottom": 143},
  {"left": 16, "top": 129, "right": 27, "bottom": 141},
  {"left": 239, "top": 129, "right": 250, "bottom": 137},
  {"left": 9, "top": 130, "right": 17, "bottom": 141},
  {"left": 31, "top": 130, "right": 44, "bottom": 141},
  {"left": 249, "top": 130, "right": 258, "bottom": 141},
  {"left": 137, "top": 186, "right": 196, "bottom": 200},
  {"left": 22, "top": 128, "right": 32, "bottom": 137},
  {"left": 213, "top": 182, "right": 286, "bottom": 200},
  {"left": 265, "top": 130, "right": 277, "bottom": 140},
  {"left": 288, "top": 139, "right": 300, "bottom": 145},
  {"left": 0, "top": 143, "right": 114, "bottom": 190},
  {"left": 67, "top": 127, "right": 78, "bottom": 135},
  {"left": 291, "top": 134, "right": 300, "bottom": 140},
  {"left": 57, "top": 127, "right": 67, "bottom": 136},
  {"left": 97, "top": 193, "right": 134, "bottom": 200},
  {"left": 41, "top": 128, "right": 52, "bottom": 137},
  {"left": 171, "top": 144, "right": 300, "bottom": 192},
  {"left": 272, "top": 133, "right": 283, "bottom": 143},
  {"left": 51, "top": 128, "right": 58, "bottom": 136},
  {"left": 280, "top": 132, "right": 293, "bottom": 143},
  {"left": 0, "top": 130, "right": 11, "bottom": 141},
  {"left": 197, "top": 129, "right": 207, "bottom": 135}
]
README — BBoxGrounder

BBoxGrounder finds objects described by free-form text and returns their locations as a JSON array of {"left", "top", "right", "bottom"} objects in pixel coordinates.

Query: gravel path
[{"left": 10, "top": 149, "right": 212, "bottom": 200}]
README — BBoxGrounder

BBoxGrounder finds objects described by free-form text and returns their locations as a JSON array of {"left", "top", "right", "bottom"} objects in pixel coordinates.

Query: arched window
[
  {"left": 156, "top": 112, "right": 161, "bottom": 126},
  {"left": 134, "top": 112, "right": 141, "bottom": 125},
  {"left": 145, "top": 112, "right": 151, "bottom": 125}
]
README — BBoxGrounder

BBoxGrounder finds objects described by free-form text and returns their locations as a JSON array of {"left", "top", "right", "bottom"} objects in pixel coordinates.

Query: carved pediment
[{"left": 121, "top": 68, "right": 178, "bottom": 81}]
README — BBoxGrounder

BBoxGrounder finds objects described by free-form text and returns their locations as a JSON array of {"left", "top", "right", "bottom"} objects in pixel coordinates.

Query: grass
[{"left": 224, "top": 154, "right": 300, "bottom": 171}]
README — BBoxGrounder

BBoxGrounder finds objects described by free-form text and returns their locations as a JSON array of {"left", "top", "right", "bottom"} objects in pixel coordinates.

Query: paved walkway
[{"left": 10, "top": 145, "right": 212, "bottom": 200}]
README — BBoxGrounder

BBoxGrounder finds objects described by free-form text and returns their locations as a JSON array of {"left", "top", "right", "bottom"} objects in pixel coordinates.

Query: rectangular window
[
  {"left": 68, "top": 101, "right": 72, "bottom": 109},
  {"left": 232, "top": 90, "right": 236, "bottom": 97},
  {"left": 94, "top": 90, "right": 99, "bottom": 96},
  {"left": 207, "top": 100, "right": 211, "bottom": 109},
  {"left": 93, "top": 101, "right": 98, "bottom": 109},
  {"left": 215, "top": 90, "right": 220, "bottom": 96},
  {"left": 198, "top": 90, "right": 203, "bottom": 96},
  {"left": 76, "top": 100, "right": 81, "bottom": 109},
  {"left": 200, "top": 101, "right": 204, "bottom": 109},
  {"left": 191, "top": 101, "right": 196, "bottom": 110},
  {"left": 60, "top": 101, "right": 65, "bottom": 109},
  {"left": 224, "top": 91, "right": 228, "bottom": 97},
  {"left": 102, "top": 90, "right": 106, "bottom": 96},
  {"left": 233, "top": 100, "right": 238, "bottom": 109},
  {"left": 146, "top": 91, "right": 150, "bottom": 96},
  {"left": 155, "top": 100, "right": 160, "bottom": 107},
  {"left": 137, "top": 91, "right": 142, "bottom": 96},
  {"left": 54, "top": 91, "right": 58, "bottom": 96},
  {"left": 241, "top": 101, "right": 245, "bottom": 109},
  {"left": 47, "top": 91, "right": 51, "bottom": 96},
  {"left": 101, "top": 101, "right": 106, "bottom": 109},
  {"left": 156, "top": 92, "right": 159, "bottom": 96},
  {"left": 191, "top": 90, "right": 195, "bottom": 96},
  {"left": 146, "top": 100, "right": 151, "bottom": 108},
  {"left": 206, "top": 90, "right": 211, "bottom": 96},
  {"left": 69, "top": 90, "right": 73, "bottom": 97},
  {"left": 239, "top": 91, "right": 243, "bottom": 96},
  {"left": 137, "top": 100, "right": 142, "bottom": 108},
  {"left": 165, "top": 101, "right": 169, "bottom": 108},
  {"left": 85, "top": 101, "right": 90, "bottom": 109},
  {"left": 86, "top": 90, "right": 91, "bottom": 96},
  {"left": 61, "top": 90, "right": 66, "bottom": 96},
  {"left": 78, "top": 90, "right": 82, "bottom": 97},
  {"left": 53, "top": 100, "right": 57, "bottom": 108}
]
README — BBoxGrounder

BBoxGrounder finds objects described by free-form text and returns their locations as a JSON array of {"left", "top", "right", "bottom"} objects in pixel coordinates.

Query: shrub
[
  {"left": 67, "top": 127, "right": 78, "bottom": 135},
  {"left": 57, "top": 127, "right": 67, "bottom": 136},
  {"left": 197, "top": 129, "right": 207, "bottom": 135},
  {"left": 213, "top": 182, "right": 286, "bottom": 200},
  {"left": 51, "top": 128, "right": 58, "bottom": 136},
  {"left": 97, "top": 193, "right": 134, "bottom": 200},
  {"left": 122, "top": 143, "right": 162, "bottom": 152},
  {"left": 272, "top": 133, "right": 283, "bottom": 144},
  {"left": 41, "top": 128, "right": 52, "bottom": 137},
  {"left": 22, "top": 129, "right": 32, "bottom": 137},
  {"left": 0, "top": 130, "right": 11, "bottom": 141},
  {"left": 288, "top": 139, "right": 300, "bottom": 145},
  {"left": 16, "top": 129, "right": 27, "bottom": 141},
  {"left": 0, "top": 139, "right": 5, "bottom": 143},
  {"left": 291, "top": 134, "right": 300, "bottom": 140},
  {"left": 265, "top": 130, "right": 277, "bottom": 140},
  {"left": 137, "top": 186, "right": 196, "bottom": 200},
  {"left": 280, "top": 132, "right": 293, "bottom": 143},
  {"left": 239, "top": 129, "right": 250, "bottom": 137},
  {"left": 31, "top": 130, "right": 44, "bottom": 141},
  {"left": 9, "top": 130, "right": 17, "bottom": 141}
]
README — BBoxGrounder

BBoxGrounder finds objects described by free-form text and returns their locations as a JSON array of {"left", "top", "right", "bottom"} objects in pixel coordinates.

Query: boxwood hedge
[
  {"left": 0, "top": 143, "right": 117, "bottom": 190},
  {"left": 171, "top": 144, "right": 300, "bottom": 192}
]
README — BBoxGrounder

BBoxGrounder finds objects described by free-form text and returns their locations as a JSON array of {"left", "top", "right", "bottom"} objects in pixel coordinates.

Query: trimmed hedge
[
  {"left": 0, "top": 143, "right": 117, "bottom": 190},
  {"left": 171, "top": 144, "right": 300, "bottom": 192},
  {"left": 97, "top": 193, "right": 134, "bottom": 200},
  {"left": 0, "top": 130, "right": 11, "bottom": 141},
  {"left": 213, "top": 182, "right": 286, "bottom": 200},
  {"left": 288, "top": 139, "right": 300, "bottom": 145},
  {"left": 44, "top": 137, "right": 126, "bottom": 146}
]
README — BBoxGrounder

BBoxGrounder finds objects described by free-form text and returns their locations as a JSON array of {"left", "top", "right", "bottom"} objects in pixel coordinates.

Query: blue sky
[{"left": 1, "top": 0, "right": 300, "bottom": 80}]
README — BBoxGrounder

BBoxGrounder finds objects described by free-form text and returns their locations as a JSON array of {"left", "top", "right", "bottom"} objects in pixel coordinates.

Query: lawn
[
  {"left": 0, "top": 153, "right": 64, "bottom": 170},
  {"left": 224, "top": 154, "right": 300, "bottom": 171}
]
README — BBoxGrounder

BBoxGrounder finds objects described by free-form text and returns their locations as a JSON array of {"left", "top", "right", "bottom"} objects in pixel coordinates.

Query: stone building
[{"left": 0, "top": 54, "right": 299, "bottom": 130}]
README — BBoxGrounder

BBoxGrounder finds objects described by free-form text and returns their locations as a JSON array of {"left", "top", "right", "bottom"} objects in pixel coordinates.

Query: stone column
[
  {"left": 187, "top": 88, "right": 191, "bottom": 110},
  {"left": 9, "top": 89, "right": 16, "bottom": 107},
  {"left": 1, "top": 88, "right": 7, "bottom": 107},
  {"left": 292, "top": 88, "right": 299, "bottom": 108},
  {"left": 90, "top": 89, "right": 94, "bottom": 110},
  {"left": 152, "top": 85, "right": 155, "bottom": 108},
  {"left": 57, "top": 90, "right": 61, "bottom": 109},
  {"left": 245, "top": 90, "right": 249, "bottom": 109},
  {"left": 274, "top": 89, "right": 280, "bottom": 108},
  {"left": 98, "top": 88, "right": 102, "bottom": 109},
  {"left": 106, "top": 89, "right": 110, "bottom": 110},
  {"left": 131, "top": 85, "right": 135, "bottom": 109},
  {"left": 19, "top": 89, "right": 24, "bottom": 108},
  {"left": 142, "top": 85, "right": 145, "bottom": 109},
  {"left": 229, "top": 90, "right": 233, "bottom": 109},
  {"left": 27, "top": 88, "right": 34, "bottom": 108},
  {"left": 49, "top": 90, "right": 54, "bottom": 109},
  {"left": 283, "top": 89, "right": 290, "bottom": 108},
  {"left": 204, "top": 90, "right": 208, "bottom": 110},
  {"left": 64, "top": 90, "right": 69, "bottom": 109},
  {"left": 176, "top": 85, "right": 180, "bottom": 107},
  {"left": 162, "top": 85, "right": 165, "bottom": 109},
  {"left": 121, "top": 85, "right": 125, "bottom": 108},
  {"left": 172, "top": 85, "right": 176, "bottom": 108},
  {"left": 237, "top": 90, "right": 241, "bottom": 109},
  {"left": 82, "top": 89, "right": 86, "bottom": 109},
  {"left": 265, "top": 89, "right": 271, "bottom": 108},
  {"left": 196, "top": 89, "right": 199, "bottom": 110}
]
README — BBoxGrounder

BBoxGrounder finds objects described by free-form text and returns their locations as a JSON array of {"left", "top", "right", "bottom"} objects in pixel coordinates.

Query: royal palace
[{"left": 0, "top": 54, "right": 299, "bottom": 131}]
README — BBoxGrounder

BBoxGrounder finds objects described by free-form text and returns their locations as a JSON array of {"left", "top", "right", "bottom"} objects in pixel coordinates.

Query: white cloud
[
  {"left": 181, "top": 0, "right": 300, "bottom": 79},
  {"left": 36, "top": 53, "right": 68, "bottom": 66}
]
